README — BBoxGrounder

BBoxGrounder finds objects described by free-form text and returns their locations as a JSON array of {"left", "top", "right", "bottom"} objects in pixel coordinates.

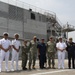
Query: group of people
[
  {"left": 0, "top": 32, "right": 21, "bottom": 72},
  {"left": 22, "top": 36, "right": 75, "bottom": 70},
  {"left": 21, "top": 36, "right": 56, "bottom": 70},
  {"left": 0, "top": 32, "right": 75, "bottom": 72}
]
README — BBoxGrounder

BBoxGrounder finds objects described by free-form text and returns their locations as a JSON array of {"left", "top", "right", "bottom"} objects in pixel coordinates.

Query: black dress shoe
[
  {"left": 40, "top": 67, "right": 43, "bottom": 69},
  {"left": 69, "top": 67, "right": 71, "bottom": 69},
  {"left": 73, "top": 67, "right": 75, "bottom": 69},
  {"left": 47, "top": 67, "right": 51, "bottom": 69},
  {"left": 22, "top": 67, "right": 27, "bottom": 70},
  {"left": 24, "top": 67, "right": 27, "bottom": 70},
  {"left": 43, "top": 67, "right": 46, "bottom": 69},
  {"left": 22, "top": 67, "right": 25, "bottom": 70}
]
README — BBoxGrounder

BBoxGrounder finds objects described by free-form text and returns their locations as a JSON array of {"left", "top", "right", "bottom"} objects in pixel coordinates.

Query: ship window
[{"left": 31, "top": 13, "right": 35, "bottom": 20}]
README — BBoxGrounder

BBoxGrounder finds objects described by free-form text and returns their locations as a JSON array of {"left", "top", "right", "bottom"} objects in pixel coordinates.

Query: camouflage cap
[{"left": 33, "top": 36, "right": 37, "bottom": 39}]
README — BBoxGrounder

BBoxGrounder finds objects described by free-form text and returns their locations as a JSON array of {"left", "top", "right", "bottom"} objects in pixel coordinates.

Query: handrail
[{"left": 0, "top": 0, "right": 55, "bottom": 16}]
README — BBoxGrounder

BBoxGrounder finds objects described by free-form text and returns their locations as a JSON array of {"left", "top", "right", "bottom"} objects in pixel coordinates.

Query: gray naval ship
[
  {"left": 0, "top": 0, "right": 63, "bottom": 41},
  {"left": 0, "top": 0, "right": 75, "bottom": 60}
]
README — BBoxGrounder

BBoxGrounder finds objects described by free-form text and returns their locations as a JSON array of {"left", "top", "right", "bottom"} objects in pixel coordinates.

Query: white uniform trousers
[
  {"left": 0, "top": 50, "right": 1, "bottom": 71},
  {"left": 11, "top": 50, "right": 19, "bottom": 70},
  {"left": 58, "top": 51, "right": 65, "bottom": 69},
  {"left": 0, "top": 50, "right": 9, "bottom": 71}
]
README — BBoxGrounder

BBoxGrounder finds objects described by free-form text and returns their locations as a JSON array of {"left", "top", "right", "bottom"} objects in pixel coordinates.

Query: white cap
[
  {"left": 14, "top": 33, "right": 20, "bottom": 36},
  {"left": 58, "top": 36, "right": 63, "bottom": 39},
  {"left": 33, "top": 36, "right": 37, "bottom": 39},
  {"left": 3, "top": 32, "right": 9, "bottom": 35}
]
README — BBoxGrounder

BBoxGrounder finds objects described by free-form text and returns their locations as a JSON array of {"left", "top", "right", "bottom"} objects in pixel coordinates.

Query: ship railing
[
  {"left": 63, "top": 24, "right": 75, "bottom": 29},
  {"left": 0, "top": 0, "right": 55, "bottom": 17}
]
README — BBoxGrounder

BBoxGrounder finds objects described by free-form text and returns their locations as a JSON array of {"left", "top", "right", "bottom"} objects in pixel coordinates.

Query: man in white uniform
[
  {"left": 56, "top": 37, "right": 67, "bottom": 69},
  {"left": 0, "top": 32, "right": 11, "bottom": 72},
  {"left": 0, "top": 44, "right": 1, "bottom": 71},
  {"left": 11, "top": 33, "right": 21, "bottom": 71},
  {"left": 0, "top": 40, "right": 1, "bottom": 70}
]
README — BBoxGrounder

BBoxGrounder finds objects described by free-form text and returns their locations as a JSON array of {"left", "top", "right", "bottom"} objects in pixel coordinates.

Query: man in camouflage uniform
[
  {"left": 28, "top": 36, "right": 38, "bottom": 70},
  {"left": 47, "top": 37, "right": 56, "bottom": 69},
  {"left": 21, "top": 40, "right": 30, "bottom": 70}
]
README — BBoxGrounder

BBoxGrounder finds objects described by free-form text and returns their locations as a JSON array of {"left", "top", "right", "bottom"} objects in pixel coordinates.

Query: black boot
[
  {"left": 22, "top": 67, "right": 25, "bottom": 70},
  {"left": 24, "top": 67, "right": 27, "bottom": 70}
]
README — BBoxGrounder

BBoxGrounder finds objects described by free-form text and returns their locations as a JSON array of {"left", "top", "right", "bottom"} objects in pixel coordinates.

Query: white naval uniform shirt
[
  {"left": 0, "top": 40, "right": 1, "bottom": 61},
  {"left": 0, "top": 38, "right": 11, "bottom": 51},
  {"left": 56, "top": 42, "right": 67, "bottom": 51},
  {"left": 12, "top": 39, "right": 21, "bottom": 51},
  {"left": 56, "top": 42, "right": 67, "bottom": 69}
]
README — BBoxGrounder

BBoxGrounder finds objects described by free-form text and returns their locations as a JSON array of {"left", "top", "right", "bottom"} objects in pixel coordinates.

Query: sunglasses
[{"left": 50, "top": 38, "right": 53, "bottom": 39}]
